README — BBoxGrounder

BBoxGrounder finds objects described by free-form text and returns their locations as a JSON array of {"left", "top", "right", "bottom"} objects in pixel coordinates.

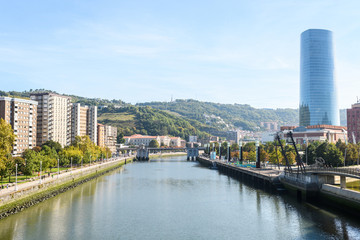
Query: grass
[
  {"left": 0, "top": 167, "right": 71, "bottom": 185},
  {"left": 346, "top": 180, "right": 360, "bottom": 192},
  {"left": 98, "top": 113, "right": 135, "bottom": 121}
]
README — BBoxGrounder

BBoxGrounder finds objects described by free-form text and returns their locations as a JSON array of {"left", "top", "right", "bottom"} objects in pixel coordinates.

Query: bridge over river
[{"left": 136, "top": 146, "right": 205, "bottom": 161}]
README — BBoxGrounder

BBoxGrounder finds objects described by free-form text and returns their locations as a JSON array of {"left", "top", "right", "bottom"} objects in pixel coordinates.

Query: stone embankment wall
[{"left": 0, "top": 158, "right": 131, "bottom": 220}]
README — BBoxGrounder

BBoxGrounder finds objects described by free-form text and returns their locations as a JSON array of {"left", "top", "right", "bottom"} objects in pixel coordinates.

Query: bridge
[
  {"left": 136, "top": 146, "right": 205, "bottom": 161},
  {"left": 284, "top": 166, "right": 360, "bottom": 190}
]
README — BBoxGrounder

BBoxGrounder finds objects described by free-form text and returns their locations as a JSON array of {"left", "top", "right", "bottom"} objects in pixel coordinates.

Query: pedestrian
[{"left": 6, "top": 184, "right": 9, "bottom": 189}]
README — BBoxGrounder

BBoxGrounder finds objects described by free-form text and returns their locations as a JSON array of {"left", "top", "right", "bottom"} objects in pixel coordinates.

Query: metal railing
[{"left": 286, "top": 166, "right": 360, "bottom": 178}]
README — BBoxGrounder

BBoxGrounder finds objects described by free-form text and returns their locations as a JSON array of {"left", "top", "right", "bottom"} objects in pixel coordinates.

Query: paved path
[{"left": 0, "top": 156, "right": 132, "bottom": 198}]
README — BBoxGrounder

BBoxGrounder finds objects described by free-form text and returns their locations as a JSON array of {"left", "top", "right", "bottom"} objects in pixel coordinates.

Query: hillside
[
  {"left": 137, "top": 99, "right": 299, "bottom": 131},
  {"left": 0, "top": 90, "right": 304, "bottom": 139},
  {"left": 98, "top": 105, "right": 213, "bottom": 140}
]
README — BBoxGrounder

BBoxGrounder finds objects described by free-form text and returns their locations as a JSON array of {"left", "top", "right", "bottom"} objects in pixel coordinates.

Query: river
[{"left": 1, "top": 156, "right": 360, "bottom": 240}]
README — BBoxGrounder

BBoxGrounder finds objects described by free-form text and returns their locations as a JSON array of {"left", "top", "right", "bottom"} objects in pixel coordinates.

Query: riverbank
[{"left": 0, "top": 157, "right": 132, "bottom": 220}]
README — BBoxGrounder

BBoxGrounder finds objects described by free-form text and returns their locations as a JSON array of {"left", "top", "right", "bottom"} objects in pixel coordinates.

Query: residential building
[
  {"left": 124, "top": 134, "right": 160, "bottom": 146},
  {"left": 227, "top": 130, "right": 241, "bottom": 144},
  {"left": 97, "top": 123, "right": 106, "bottom": 147},
  {"left": 170, "top": 137, "right": 181, "bottom": 147},
  {"left": 123, "top": 134, "right": 183, "bottom": 147},
  {"left": 347, "top": 102, "right": 360, "bottom": 143},
  {"left": 159, "top": 136, "right": 171, "bottom": 146},
  {"left": 71, "top": 103, "right": 97, "bottom": 144},
  {"left": 30, "top": 93, "right": 71, "bottom": 147},
  {"left": 0, "top": 97, "right": 38, "bottom": 155},
  {"left": 260, "top": 122, "right": 278, "bottom": 131},
  {"left": 105, "top": 125, "right": 117, "bottom": 153},
  {"left": 299, "top": 29, "right": 339, "bottom": 127}
]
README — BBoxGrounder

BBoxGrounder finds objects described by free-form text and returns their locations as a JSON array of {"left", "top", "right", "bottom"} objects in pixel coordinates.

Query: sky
[{"left": 0, "top": 0, "right": 359, "bottom": 109}]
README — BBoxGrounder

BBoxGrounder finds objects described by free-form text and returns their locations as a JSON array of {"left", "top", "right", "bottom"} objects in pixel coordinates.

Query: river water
[{"left": 1, "top": 156, "right": 360, "bottom": 240}]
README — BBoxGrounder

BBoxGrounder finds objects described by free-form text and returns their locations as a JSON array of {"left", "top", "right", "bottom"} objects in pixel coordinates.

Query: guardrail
[{"left": 286, "top": 166, "right": 360, "bottom": 178}]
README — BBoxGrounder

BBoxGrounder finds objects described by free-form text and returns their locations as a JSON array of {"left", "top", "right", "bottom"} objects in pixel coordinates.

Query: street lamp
[
  {"left": 255, "top": 140, "right": 260, "bottom": 168},
  {"left": 57, "top": 158, "right": 60, "bottom": 179},
  {"left": 15, "top": 163, "right": 18, "bottom": 191},
  {"left": 71, "top": 157, "right": 73, "bottom": 173},
  {"left": 305, "top": 138, "right": 308, "bottom": 166},
  {"left": 239, "top": 140, "right": 243, "bottom": 163},
  {"left": 219, "top": 142, "right": 221, "bottom": 160},
  {"left": 39, "top": 161, "right": 42, "bottom": 184},
  {"left": 90, "top": 154, "right": 92, "bottom": 167}
]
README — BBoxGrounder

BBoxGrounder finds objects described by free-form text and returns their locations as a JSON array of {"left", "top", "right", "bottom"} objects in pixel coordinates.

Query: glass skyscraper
[{"left": 299, "top": 29, "right": 339, "bottom": 127}]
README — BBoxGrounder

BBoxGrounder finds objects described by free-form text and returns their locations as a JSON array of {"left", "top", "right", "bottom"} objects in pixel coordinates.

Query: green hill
[
  {"left": 98, "top": 105, "right": 212, "bottom": 140},
  {"left": 0, "top": 90, "right": 302, "bottom": 139},
  {"left": 137, "top": 99, "right": 299, "bottom": 131}
]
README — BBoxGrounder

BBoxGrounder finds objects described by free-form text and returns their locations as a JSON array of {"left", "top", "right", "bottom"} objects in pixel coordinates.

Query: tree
[
  {"left": 0, "top": 119, "right": 15, "bottom": 157},
  {"left": 42, "top": 140, "right": 62, "bottom": 153},
  {"left": 149, "top": 140, "right": 159, "bottom": 148},
  {"left": 248, "top": 151, "right": 256, "bottom": 162},
  {"left": 325, "top": 144, "right": 343, "bottom": 167}
]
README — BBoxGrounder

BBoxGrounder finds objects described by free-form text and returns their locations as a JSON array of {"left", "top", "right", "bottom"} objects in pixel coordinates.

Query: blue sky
[{"left": 0, "top": 0, "right": 359, "bottom": 109}]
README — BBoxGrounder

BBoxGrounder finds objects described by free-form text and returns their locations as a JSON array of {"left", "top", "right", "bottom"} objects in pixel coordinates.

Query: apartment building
[
  {"left": 0, "top": 97, "right": 38, "bottom": 155},
  {"left": 97, "top": 123, "right": 106, "bottom": 147},
  {"left": 347, "top": 102, "right": 360, "bottom": 143},
  {"left": 71, "top": 103, "right": 97, "bottom": 144},
  {"left": 30, "top": 93, "right": 71, "bottom": 147},
  {"left": 105, "top": 125, "right": 117, "bottom": 153},
  {"left": 124, "top": 134, "right": 183, "bottom": 147}
]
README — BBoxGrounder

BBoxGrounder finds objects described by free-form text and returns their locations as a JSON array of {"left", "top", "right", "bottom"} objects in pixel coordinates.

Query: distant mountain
[{"left": 137, "top": 99, "right": 299, "bottom": 132}]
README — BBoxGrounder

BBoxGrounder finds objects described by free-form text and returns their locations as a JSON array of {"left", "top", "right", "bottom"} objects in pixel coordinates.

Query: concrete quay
[{"left": 197, "top": 156, "right": 282, "bottom": 189}]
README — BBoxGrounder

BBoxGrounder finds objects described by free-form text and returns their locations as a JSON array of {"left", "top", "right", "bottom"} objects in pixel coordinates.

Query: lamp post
[
  {"left": 39, "top": 161, "right": 42, "bottom": 184},
  {"left": 239, "top": 140, "right": 243, "bottom": 164},
  {"left": 15, "top": 163, "right": 18, "bottom": 191},
  {"left": 90, "top": 154, "right": 92, "bottom": 167},
  {"left": 219, "top": 142, "right": 221, "bottom": 160},
  {"left": 256, "top": 140, "right": 260, "bottom": 168},
  {"left": 305, "top": 138, "right": 308, "bottom": 166},
  {"left": 81, "top": 157, "right": 83, "bottom": 171},
  {"left": 57, "top": 158, "right": 60, "bottom": 179},
  {"left": 71, "top": 157, "right": 73, "bottom": 173},
  {"left": 227, "top": 142, "right": 229, "bottom": 163}
]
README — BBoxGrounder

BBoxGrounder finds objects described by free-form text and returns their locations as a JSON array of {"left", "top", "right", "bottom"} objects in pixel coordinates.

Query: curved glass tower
[{"left": 300, "top": 29, "right": 339, "bottom": 127}]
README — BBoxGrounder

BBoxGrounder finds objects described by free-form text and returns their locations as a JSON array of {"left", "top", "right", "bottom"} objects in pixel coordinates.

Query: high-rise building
[
  {"left": 71, "top": 103, "right": 97, "bottom": 144},
  {"left": 30, "top": 93, "right": 71, "bottom": 147},
  {"left": 347, "top": 102, "right": 360, "bottom": 143},
  {"left": 97, "top": 123, "right": 106, "bottom": 147},
  {"left": 0, "top": 97, "right": 38, "bottom": 155},
  {"left": 299, "top": 29, "right": 339, "bottom": 127},
  {"left": 105, "top": 125, "right": 117, "bottom": 153}
]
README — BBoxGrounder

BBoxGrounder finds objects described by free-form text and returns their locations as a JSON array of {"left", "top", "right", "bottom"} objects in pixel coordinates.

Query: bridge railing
[{"left": 286, "top": 166, "right": 360, "bottom": 178}]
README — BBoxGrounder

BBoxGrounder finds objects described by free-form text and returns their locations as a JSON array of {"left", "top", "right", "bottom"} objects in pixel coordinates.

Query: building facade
[
  {"left": 105, "top": 125, "right": 117, "bottom": 153},
  {"left": 30, "top": 93, "right": 71, "bottom": 147},
  {"left": 71, "top": 103, "right": 97, "bottom": 144},
  {"left": 279, "top": 125, "right": 346, "bottom": 144},
  {"left": 299, "top": 29, "right": 339, "bottom": 127},
  {"left": 97, "top": 123, "right": 106, "bottom": 147},
  {"left": 0, "top": 97, "right": 38, "bottom": 155},
  {"left": 347, "top": 102, "right": 360, "bottom": 143}
]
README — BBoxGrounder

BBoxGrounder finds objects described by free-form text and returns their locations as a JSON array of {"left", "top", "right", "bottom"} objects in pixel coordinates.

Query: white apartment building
[
  {"left": 71, "top": 103, "right": 97, "bottom": 144},
  {"left": 30, "top": 93, "right": 71, "bottom": 147},
  {"left": 0, "top": 97, "right": 38, "bottom": 155},
  {"left": 105, "top": 125, "right": 117, "bottom": 153}
]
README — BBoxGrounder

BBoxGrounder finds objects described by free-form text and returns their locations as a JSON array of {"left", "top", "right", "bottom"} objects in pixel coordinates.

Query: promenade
[{"left": 0, "top": 156, "right": 133, "bottom": 203}]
